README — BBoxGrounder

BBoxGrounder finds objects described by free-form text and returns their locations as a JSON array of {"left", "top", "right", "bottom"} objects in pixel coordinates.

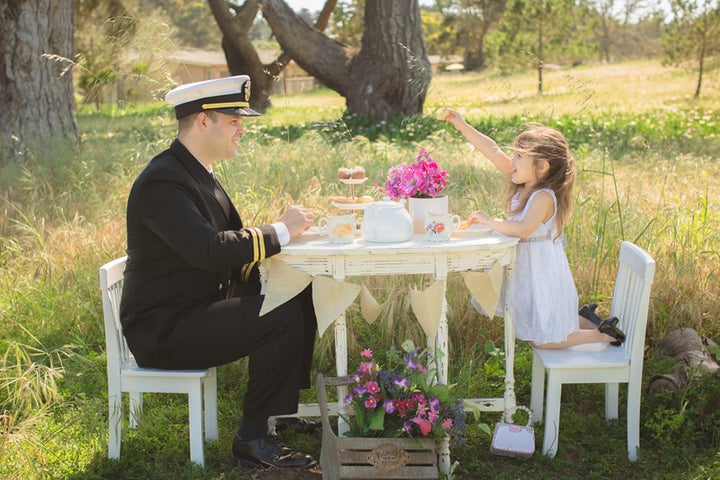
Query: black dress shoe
[
  {"left": 598, "top": 316, "right": 625, "bottom": 346},
  {"left": 232, "top": 433, "right": 316, "bottom": 469},
  {"left": 579, "top": 303, "right": 604, "bottom": 326}
]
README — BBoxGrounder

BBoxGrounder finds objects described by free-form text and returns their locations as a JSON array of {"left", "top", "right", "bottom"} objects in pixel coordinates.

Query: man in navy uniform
[{"left": 120, "top": 75, "right": 317, "bottom": 469}]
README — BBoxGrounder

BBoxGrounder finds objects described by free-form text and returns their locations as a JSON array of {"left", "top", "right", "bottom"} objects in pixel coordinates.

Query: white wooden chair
[
  {"left": 530, "top": 241, "right": 655, "bottom": 461},
  {"left": 100, "top": 256, "right": 218, "bottom": 466}
]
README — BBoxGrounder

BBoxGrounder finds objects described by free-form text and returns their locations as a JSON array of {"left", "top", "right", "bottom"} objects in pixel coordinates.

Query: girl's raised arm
[
  {"left": 469, "top": 190, "right": 555, "bottom": 238},
  {"left": 441, "top": 109, "right": 513, "bottom": 176}
]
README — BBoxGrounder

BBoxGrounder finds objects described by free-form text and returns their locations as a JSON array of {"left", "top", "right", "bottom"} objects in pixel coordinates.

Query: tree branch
[{"left": 261, "top": 0, "right": 354, "bottom": 95}]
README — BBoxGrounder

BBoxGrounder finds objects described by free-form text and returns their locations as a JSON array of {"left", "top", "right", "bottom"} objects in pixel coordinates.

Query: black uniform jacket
[{"left": 119, "top": 139, "right": 281, "bottom": 362}]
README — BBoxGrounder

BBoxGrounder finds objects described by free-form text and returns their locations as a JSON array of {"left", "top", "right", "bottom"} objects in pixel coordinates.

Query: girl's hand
[
  {"left": 468, "top": 210, "right": 492, "bottom": 225},
  {"left": 438, "top": 109, "right": 463, "bottom": 126}
]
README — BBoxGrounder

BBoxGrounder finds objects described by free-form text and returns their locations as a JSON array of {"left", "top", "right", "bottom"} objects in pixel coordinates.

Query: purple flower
[
  {"left": 343, "top": 345, "right": 466, "bottom": 444},
  {"left": 405, "top": 357, "right": 418, "bottom": 370},
  {"left": 385, "top": 148, "right": 448, "bottom": 200},
  {"left": 403, "top": 421, "right": 413, "bottom": 435},
  {"left": 358, "top": 361, "right": 374, "bottom": 374}
]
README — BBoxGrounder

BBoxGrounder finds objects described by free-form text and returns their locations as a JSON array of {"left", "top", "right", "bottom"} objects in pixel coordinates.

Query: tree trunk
[
  {"left": 262, "top": 0, "right": 431, "bottom": 120},
  {"left": 537, "top": 18, "right": 544, "bottom": 94},
  {"left": 0, "top": 0, "right": 79, "bottom": 164},
  {"left": 647, "top": 328, "right": 719, "bottom": 396},
  {"left": 208, "top": 0, "right": 273, "bottom": 111},
  {"left": 695, "top": 34, "right": 706, "bottom": 99},
  {"left": 345, "top": 0, "right": 431, "bottom": 119}
]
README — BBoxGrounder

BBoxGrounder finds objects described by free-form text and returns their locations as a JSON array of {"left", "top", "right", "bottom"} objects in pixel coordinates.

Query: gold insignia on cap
[
  {"left": 243, "top": 81, "right": 251, "bottom": 103},
  {"left": 201, "top": 101, "right": 251, "bottom": 109}
]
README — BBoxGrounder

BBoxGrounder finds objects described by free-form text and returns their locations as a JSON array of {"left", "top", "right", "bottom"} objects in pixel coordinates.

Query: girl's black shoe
[
  {"left": 598, "top": 316, "right": 625, "bottom": 346},
  {"left": 579, "top": 303, "right": 603, "bottom": 326}
]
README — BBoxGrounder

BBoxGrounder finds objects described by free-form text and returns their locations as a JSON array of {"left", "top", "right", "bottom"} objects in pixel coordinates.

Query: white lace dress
[{"left": 505, "top": 189, "right": 579, "bottom": 344}]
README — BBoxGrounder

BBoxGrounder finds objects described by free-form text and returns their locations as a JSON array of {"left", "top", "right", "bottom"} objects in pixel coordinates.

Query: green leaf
[
  {"left": 478, "top": 422, "right": 492, "bottom": 437},
  {"left": 428, "top": 384, "right": 451, "bottom": 403},
  {"left": 369, "top": 407, "right": 386, "bottom": 431}
]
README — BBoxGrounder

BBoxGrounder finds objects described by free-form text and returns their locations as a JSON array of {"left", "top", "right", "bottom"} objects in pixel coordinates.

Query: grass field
[{"left": 1, "top": 59, "right": 719, "bottom": 479}]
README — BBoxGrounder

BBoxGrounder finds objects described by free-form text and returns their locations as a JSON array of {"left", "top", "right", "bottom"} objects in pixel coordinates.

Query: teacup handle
[{"left": 450, "top": 215, "right": 461, "bottom": 232}]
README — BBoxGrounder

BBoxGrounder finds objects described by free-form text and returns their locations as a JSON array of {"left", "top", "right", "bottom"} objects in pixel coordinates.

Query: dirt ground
[{"left": 241, "top": 466, "right": 323, "bottom": 479}]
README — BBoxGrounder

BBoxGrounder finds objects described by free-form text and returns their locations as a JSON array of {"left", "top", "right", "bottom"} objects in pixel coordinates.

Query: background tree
[
  {"left": 261, "top": 0, "right": 432, "bottom": 119},
  {"left": 75, "top": 0, "right": 181, "bottom": 105},
  {"left": 662, "top": 0, "right": 720, "bottom": 98},
  {"left": 326, "top": 0, "right": 365, "bottom": 45},
  {"left": 208, "top": 0, "right": 337, "bottom": 112},
  {"left": 0, "top": 0, "right": 78, "bottom": 164},
  {"left": 156, "top": 0, "right": 223, "bottom": 48},
  {"left": 490, "top": 0, "right": 591, "bottom": 92},
  {"left": 435, "top": 0, "right": 507, "bottom": 70},
  {"left": 592, "top": 0, "right": 645, "bottom": 63},
  {"left": 75, "top": 0, "right": 136, "bottom": 107},
  {"left": 421, "top": 8, "right": 460, "bottom": 62}
]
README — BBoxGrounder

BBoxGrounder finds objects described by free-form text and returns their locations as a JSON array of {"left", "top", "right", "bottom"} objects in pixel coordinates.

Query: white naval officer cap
[{"left": 164, "top": 75, "right": 261, "bottom": 119}]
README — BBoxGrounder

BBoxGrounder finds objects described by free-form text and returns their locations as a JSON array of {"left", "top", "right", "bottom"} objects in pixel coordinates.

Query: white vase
[{"left": 407, "top": 195, "right": 449, "bottom": 233}]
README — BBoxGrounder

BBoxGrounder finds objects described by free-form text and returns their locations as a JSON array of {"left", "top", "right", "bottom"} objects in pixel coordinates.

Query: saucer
[
  {"left": 452, "top": 224, "right": 493, "bottom": 237},
  {"left": 301, "top": 226, "right": 324, "bottom": 239}
]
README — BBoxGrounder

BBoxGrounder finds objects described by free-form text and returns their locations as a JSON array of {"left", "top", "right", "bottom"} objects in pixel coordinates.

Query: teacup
[
  {"left": 318, "top": 213, "right": 356, "bottom": 244},
  {"left": 424, "top": 212, "right": 461, "bottom": 242}
]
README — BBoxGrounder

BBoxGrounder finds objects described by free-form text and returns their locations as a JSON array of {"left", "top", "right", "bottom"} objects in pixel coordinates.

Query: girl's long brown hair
[{"left": 506, "top": 126, "right": 576, "bottom": 238}]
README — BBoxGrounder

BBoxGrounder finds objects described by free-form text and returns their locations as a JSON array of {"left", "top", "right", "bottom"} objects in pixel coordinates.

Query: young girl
[{"left": 441, "top": 109, "right": 624, "bottom": 349}]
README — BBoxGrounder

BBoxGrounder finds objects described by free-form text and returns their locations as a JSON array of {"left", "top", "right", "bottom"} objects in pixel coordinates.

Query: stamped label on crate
[{"left": 367, "top": 443, "right": 411, "bottom": 472}]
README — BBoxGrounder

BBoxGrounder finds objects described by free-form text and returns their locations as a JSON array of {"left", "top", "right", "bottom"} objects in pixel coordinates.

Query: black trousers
[{"left": 146, "top": 285, "right": 317, "bottom": 418}]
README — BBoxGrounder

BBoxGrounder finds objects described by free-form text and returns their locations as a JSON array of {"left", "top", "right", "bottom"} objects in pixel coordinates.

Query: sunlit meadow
[{"left": 0, "top": 60, "right": 718, "bottom": 479}]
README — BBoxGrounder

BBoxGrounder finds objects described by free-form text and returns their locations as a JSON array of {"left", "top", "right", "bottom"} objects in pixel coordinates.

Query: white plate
[
  {"left": 332, "top": 201, "right": 371, "bottom": 210},
  {"left": 452, "top": 224, "right": 493, "bottom": 237},
  {"left": 301, "top": 226, "right": 325, "bottom": 239},
  {"left": 338, "top": 178, "right": 368, "bottom": 185}
]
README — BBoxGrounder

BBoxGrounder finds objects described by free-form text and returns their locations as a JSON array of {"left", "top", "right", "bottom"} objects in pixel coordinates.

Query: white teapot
[{"left": 361, "top": 199, "right": 413, "bottom": 243}]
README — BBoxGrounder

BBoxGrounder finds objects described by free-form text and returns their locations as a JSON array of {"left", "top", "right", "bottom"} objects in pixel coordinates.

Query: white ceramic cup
[
  {"left": 318, "top": 213, "right": 356, "bottom": 244},
  {"left": 424, "top": 212, "right": 461, "bottom": 241}
]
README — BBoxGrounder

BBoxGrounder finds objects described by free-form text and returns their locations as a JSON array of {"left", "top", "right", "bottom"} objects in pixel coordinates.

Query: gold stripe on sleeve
[
  {"left": 255, "top": 228, "right": 266, "bottom": 260},
  {"left": 248, "top": 228, "right": 260, "bottom": 263},
  {"left": 241, "top": 261, "right": 256, "bottom": 282}
]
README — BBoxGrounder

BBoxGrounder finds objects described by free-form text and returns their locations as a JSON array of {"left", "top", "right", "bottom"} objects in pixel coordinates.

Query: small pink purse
[{"left": 490, "top": 406, "right": 535, "bottom": 458}]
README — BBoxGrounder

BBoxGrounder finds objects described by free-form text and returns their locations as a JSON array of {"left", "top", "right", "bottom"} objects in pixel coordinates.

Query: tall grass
[{"left": 0, "top": 60, "right": 719, "bottom": 478}]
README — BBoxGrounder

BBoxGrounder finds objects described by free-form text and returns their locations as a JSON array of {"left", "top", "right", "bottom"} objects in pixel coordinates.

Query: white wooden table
[{"left": 277, "top": 232, "right": 518, "bottom": 474}]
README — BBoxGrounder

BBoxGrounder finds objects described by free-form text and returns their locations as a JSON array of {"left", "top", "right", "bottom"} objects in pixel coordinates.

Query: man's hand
[{"left": 280, "top": 205, "right": 314, "bottom": 238}]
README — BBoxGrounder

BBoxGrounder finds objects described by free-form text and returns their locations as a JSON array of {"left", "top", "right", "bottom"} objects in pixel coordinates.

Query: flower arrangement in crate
[
  {"left": 341, "top": 340, "right": 466, "bottom": 444},
  {"left": 384, "top": 147, "right": 449, "bottom": 200}
]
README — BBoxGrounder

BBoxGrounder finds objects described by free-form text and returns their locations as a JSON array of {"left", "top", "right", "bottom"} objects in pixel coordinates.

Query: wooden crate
[{"left": 316, "top": 374, "right": 439, "bottom": 480}]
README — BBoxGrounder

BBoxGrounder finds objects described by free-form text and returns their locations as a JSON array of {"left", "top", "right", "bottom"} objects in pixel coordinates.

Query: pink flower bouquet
[
  {"left": 385, "top": 147, "right": 449, "bottom": 200},
  {"left": 340, "top": 341, "right": 466, "bottom": 444}
]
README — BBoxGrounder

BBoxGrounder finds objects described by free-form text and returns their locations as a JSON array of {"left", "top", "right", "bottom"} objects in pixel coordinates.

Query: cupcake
[
  {"left": 350, "top": 166, "right": 365, "bottom": 179},
  {"left": 337, "top": 167, "right": 353, "bottom": 179}
]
